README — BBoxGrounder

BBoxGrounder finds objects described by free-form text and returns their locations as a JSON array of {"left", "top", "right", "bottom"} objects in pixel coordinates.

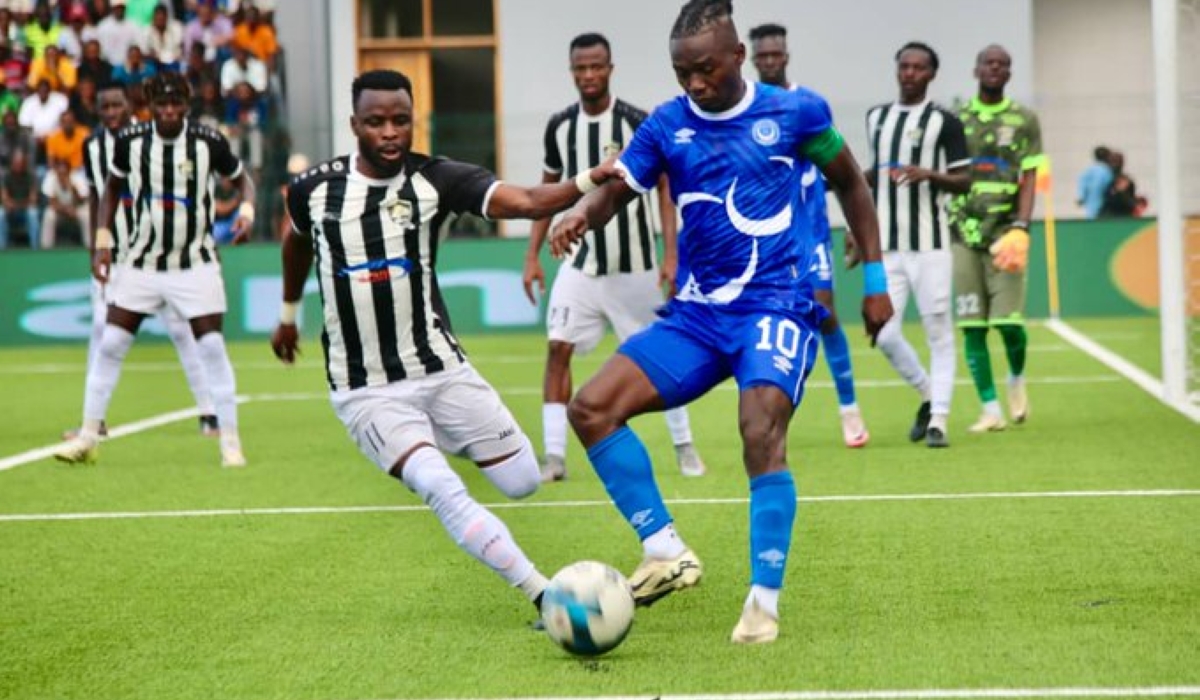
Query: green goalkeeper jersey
[{"left": 949, "top": 96, "right": 1045, "bottom": 249}]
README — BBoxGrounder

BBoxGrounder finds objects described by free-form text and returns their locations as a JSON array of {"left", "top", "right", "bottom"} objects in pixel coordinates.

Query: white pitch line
[
  {"left": 1, "top": 489, "right": 1196, "bottom": 523},
  {"left": 1045, "top": 319, "right": 1200, "bottom": 423},
  {"left": 0, "top": 374, "right": 1125, "bottom": 473},
  {"left": 374, "top": 686, "right": 1200, "bottom": 700}
]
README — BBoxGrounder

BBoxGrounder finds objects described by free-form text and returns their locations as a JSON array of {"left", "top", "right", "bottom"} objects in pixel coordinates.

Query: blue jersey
[{"left": 617, "top": 82, "right": 837, "bottom": 312}]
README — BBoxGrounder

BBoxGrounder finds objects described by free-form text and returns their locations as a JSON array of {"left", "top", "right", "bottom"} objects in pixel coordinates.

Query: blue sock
[
  {"left": 822, "top": 326, "right": 857, "bottom": 407},
  {"left": 587, "top": 427, "right": 672, "bottom": 541},
  {"left": 749, "top": 471, "right": 797, "bottom": 589}
]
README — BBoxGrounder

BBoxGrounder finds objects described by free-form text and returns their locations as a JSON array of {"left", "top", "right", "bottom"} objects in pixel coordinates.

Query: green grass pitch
[{"left": 1, "top": 319, "right": 1197, "bottom": 700}]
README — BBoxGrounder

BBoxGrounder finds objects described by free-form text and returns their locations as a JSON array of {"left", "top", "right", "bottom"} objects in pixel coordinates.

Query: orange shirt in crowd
[
  {"left": 26, "top": 56, "right": 78, "bottom": 93},
  {"left": 45, "top": 125, "right": 91, "bottom": 171},
  {"left": 233, "top": 23, "right": 278, "bottom": 63}
]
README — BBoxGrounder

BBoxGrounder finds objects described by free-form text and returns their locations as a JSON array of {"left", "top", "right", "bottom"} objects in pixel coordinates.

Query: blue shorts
[{"left": 620, "top": 300, "right": 823, "bottom": 409}]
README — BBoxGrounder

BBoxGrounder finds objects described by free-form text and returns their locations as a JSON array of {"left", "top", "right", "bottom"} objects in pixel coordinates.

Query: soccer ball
[{"left": 540, "top": 560, "right": 635, "bottom": 656}]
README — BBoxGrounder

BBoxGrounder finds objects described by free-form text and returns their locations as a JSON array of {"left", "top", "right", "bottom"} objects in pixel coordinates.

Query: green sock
[
  {"left": 964, "top": 328, "right": 997, "bottom": 402},
  {"left": 998, "top": 324, "right": 1027, "bottom": 377}
]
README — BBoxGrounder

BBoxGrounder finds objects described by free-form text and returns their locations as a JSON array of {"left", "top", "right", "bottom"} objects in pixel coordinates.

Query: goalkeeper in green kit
[{"left": 949, "top": 44, "right": 1046, "bottom": 433}]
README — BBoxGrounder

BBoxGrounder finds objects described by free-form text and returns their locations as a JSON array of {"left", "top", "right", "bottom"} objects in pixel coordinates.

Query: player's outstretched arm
[
  {"left": 271, "top": 231, "right": 314, "bottom": 365},
  {"left": 548, "top": 177, "right": 637, "bottom": 258},
  {"left": 486, "top": 158, "right": 620, "bottom": 222},
  {"left": 822, "top": 146, "right": 894, "bottom": 344}
]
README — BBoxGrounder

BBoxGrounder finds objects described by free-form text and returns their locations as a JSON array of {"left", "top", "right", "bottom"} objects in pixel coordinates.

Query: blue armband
[{"left": 863, "top": 261, "right": 887, "bottom": 296}]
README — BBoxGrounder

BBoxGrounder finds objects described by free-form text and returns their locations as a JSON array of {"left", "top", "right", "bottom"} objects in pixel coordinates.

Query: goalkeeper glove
[{"left": 989, "top": 225, "right": 1030, "bottom": 273}]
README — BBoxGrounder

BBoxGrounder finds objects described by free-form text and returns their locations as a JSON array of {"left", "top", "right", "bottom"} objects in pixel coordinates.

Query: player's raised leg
[{"left": 569, "top": 321, "right": 714, "bottom": 607}]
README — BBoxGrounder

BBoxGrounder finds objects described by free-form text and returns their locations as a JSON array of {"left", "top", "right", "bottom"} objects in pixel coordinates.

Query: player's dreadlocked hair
[
  {"left": 671, "top": 0, "right": 733, "bottom": 39},
  {"left": 142, "top": 71, "right": 192, "bottom": 102}
]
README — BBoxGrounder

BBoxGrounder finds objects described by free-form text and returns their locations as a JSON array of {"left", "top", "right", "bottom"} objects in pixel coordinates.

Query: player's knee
[
  {"left": 925, "top": 313, "right": 955, "bottom": 351},
  {"left": 99, "top": 325, "right": 136, "bottom": 362},
  {"left": 480, "top": 438, "right": 539, "bottom": 500},
  {"left": 567, "top": 389, "right": 609, "bottom": 441},
  {"left": 874, "top": 318, "right": 904, "bottom": 352}
]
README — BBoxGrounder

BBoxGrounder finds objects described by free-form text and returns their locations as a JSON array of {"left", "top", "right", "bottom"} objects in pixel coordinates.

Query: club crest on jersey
[
  {"left": 996, "top": 126, "right": 1015, "bottom": 147},
  {"left": 177, "top": 159, "right": 194, "bottom": 179},
  {"left": 387, "top": 200, "right": 415, "bottom": 229},
  {"left": 905, "top": 126, "right": 924, "bottom": 144},
  {"left": 751, "top": 119, "right": 780, "bottom": 146},
  {"left": 602, "top": 141, "right": 622, "bottom": 158}
]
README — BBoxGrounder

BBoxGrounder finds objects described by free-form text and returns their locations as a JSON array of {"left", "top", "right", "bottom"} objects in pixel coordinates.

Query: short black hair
[
  {"left": 895, "top": 41, "right": 939, "bottom": 72},
  {"left": 569, "top": 32, "right": 611, "bottom": 59},
  {"left": 96, "top": 79, "right": 126, "bottom": 95},
  {"left": 671, "top": 0, "right": 733, "bottom": 40},
  {"left": 748, "top": 23, "right": 786, "bottom": 41},
  {"left": 352, "top": 69, "right": 413, "bottom": 112},
  {"left": 1094, "top": 146, "right": 1112, "bottom": 161},
  {"left": 143, "top": 71, "right": 192, "bottom": 102}
]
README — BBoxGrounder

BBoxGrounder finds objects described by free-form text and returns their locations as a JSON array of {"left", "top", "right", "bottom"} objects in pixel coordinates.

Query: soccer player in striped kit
[
  {"left": 55, "top": 72, "right": 255, "bottom": 468},
  {"left": 60, "top": 80, "right": 219, "bottom": 443},
  {"left": 524, "top": 32, "right": 706, "bottom": 481},
  {"left": 271, "top": 70, "right": 621, "bottom": 612},
  {"left": 864, "top": 42, "right": 972, "bottom": 448}
]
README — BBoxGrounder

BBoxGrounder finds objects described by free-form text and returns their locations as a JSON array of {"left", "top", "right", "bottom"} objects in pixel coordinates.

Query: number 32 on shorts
[{"left": 955, "top": 293, "right": 981, "bottom": 318}]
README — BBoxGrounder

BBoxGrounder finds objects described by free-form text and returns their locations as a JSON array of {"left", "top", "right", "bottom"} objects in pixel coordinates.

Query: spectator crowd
[{"left": 0, "top": 0, "right": 289, "bottom": 249}]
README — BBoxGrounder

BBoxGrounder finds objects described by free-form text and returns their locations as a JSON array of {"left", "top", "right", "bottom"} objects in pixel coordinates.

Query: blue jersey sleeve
[{"left": 614, "top": 111, "right": 665, "bottom": 195}]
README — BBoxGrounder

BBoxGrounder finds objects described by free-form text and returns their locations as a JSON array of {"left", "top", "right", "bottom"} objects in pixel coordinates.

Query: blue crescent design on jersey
[{"left": 675, "top": 158, "right": 795, "bottom": 305}]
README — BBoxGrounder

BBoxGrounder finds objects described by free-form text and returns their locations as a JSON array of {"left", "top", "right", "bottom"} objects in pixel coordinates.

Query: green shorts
[{"left": 951, "top": 242, "right": 1027, "bottom": 327}]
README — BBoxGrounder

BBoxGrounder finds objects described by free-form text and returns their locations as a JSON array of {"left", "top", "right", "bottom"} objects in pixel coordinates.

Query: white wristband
[
  {"left": 574, "top": 169, "right": 599, "bottom": 194},
  {"left": 94, "top": 227, "right": 114, "bottom": 249},
  {"left": 280, "top": 301, "right": 299, "bottom": 325},
  {"left": 239, "top": 202, "right": 256, "bottom": 221}
]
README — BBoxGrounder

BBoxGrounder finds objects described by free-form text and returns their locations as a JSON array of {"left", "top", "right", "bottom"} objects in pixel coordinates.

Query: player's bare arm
[
  {"left": 655, "top": 173, "right": 679, "bottom": 294},
  {"left": 548, "top": 177, "right": 637, "bottom": 258},
  {"left": 822, "top": 146, "right": 894, "bottom": 343},
  {"left": 522, "top": 170, "right": 562, "bottom": 304},
  {"left": 270, "top": 231, "right": 315, "bottom": 364},
  {"left": 227, "top": 171, "right": 258, "bottom": 245},
  {"left": 486, "top": 158, "right": 619, "bottom": 222},
  {"left": 892, "top": 163, "right": 971, "bottom": 193},
  {"left": 91, "top": 172, "right": 126, "bottom": 283}
]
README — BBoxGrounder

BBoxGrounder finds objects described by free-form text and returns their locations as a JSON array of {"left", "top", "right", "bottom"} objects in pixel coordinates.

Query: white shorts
[
  {"left": 547, "top": 265, "right": 662, "bottom": 354},
  {"left": 883, "top": 249, "right": 952, "bottom": 316},
  {"left": 109, "top": 263, "right": 228, "bottom": 319},
  {"left": 330, "top": 364, "right": 527, "bottom": 472}
]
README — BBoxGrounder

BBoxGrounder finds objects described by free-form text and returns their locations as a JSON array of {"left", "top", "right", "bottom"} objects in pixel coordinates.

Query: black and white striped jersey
[
  {"left": 543, "top": 98, "right": 657, "bottom": 276},
  {"left": 865, "top": 100, "right": 970, "bottom": 252},
  {"left": 111, "top": 120, "right": 243, "bottom": 270},
  {"left": 82, "top": 127, "right": 137, "bottom": 261},
  {"left": 287, "top": 152, "right": 499, "bottom": 391}
]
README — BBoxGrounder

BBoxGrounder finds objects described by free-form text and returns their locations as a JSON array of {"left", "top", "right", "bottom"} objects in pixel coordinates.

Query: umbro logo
[
  {"left": 758, "top": 548, "right": 786, "bottom": 568},
  {"left": 772, "top": 355, "right": 794, "bottom": 374},
  {"left": 674, "top": 128, "right": 696, "bottom": 144},
  {"left": 629, "top": 509, "right": 655, "bottom": 529}
]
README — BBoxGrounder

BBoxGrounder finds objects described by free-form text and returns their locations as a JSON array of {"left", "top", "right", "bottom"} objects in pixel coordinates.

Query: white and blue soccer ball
[{"left": 540, "top": 560, "right": 635, "bottom": 656}]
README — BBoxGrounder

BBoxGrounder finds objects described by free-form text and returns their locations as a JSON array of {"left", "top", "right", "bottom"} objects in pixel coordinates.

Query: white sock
[
  {"left": 929, "top": 412, "right": 948, "bottom": 431},
  {"left": 518, "top": 571, "right": 549, "bottom": 603},
  {"left": 165, "top": 312, "right": 214, "bottom": 415},
  {"left": 542, "top": 403, "right": 568, "bottom": 460},
  {"left": 746, "top": 584, "right": 780, "bottom": 619},
  {"left": 664, "top": 407, "right": 693, "bottom": 447},
  {"left": 838, "top": 403, "right": 860, "bottom": 415},
  {"left": 983, "top": 400, "right": 1003, "bottom": 418},
  {"left": 642, "top": 523, "right": 686, "bottom": 560},
  {"left": 82, "top": 325, "right": 135, "bottom": 429},
  {"left": 401, "top": 446, "right": 540, "bottom": 587},
  {"left": 924, "top": 312, "right": 956, "bottom": 416},
  {"left": 479, "top": 438, "right": 539, "bottom": 499},
  {"left": 196, "top": 332, "right": 238, "bottom": 438}
]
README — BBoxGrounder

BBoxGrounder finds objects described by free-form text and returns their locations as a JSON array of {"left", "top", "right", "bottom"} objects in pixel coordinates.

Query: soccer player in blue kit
[{"left": 549, "top": 0, "right": 893, "bottom": 644}]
